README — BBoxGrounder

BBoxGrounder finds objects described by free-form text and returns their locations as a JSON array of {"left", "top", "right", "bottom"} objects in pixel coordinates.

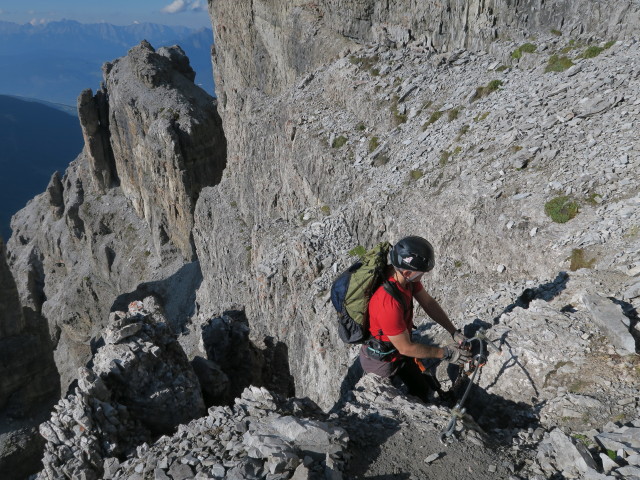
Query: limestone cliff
[
  {"left": 0, "top": 237, "right": 59, "bottom": 479},
  {"left": 209, "top": 0, "right": 640, "bottom": 113},
  {"left": 193, "top": 0, "right": 640, "bottom": 410},
  {"left": 79, "top": 41, "right": 226, "bottom": 259},
  {"left": 7, "top": 41, "right": 226, "bottom": 396}
]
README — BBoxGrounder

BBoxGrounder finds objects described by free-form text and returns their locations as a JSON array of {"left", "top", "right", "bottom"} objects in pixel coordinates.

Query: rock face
[
  {"left": 193, "top": 8, "right": 640, "bottom": 409},
  {"left": 37, "top": 299, "right": 205, "bottom": 480},
  {"left": 82, "top": 41, "right": 227, "bottom": 259},
  {"left": 77, "top": 88, "right": 115, "bottom": 193},
  {"left": 0, "top": 237, "right": 59, "bottom": 480},
  {"left": 7, "top": 41, "right": 226, "bottom": 395},
  {"left": 209, "top": 0, "right": 640, "bottom": 112}
]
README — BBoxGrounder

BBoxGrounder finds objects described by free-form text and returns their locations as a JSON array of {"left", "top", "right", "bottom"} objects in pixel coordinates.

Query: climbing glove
[
  {"left": 442, "top": 345, "right": 472, "bottom": 366},
  {"left": 452, "top": 329, "right": 467, "bottom": 346}
]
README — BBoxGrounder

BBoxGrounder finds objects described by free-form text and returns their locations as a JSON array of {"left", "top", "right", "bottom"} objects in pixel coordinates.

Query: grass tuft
[
  {"left": 390, "top": 95, "right": 407, "bottom": 125},
  {"left": 470, "top": 80, "right": 503, "bottom": 102},
  {"left": 569, "top": 249, "right": 596, "bottom": 271},
  {"left": 545, "top": 196, "right": 579, "bottom": 223},
  {"left": 448, "top": 106, "right": 462, "bottom": 122},
  {"left": 455, "top": 124, "right": 470, "bottom": 141},
  {"left": 585, "top": 192, "right": 602, "bottom": 205},
  {"left": 368, "top": 136, "right": 380, "bottom": 153},
  {"left": 332, "top": 135, "right": 347, "bottom": 148},
  {"left": 474, "top": 112, "right": 490, "bottom": 122},
  {"left": 349, "top": 245, "right": 367, "bottom": 258},
  {"left": 439, "top": 146, "right": 462, "bottom": 166},
  {"left": 409, "top": 169, "right": 424, "bottom": 181},
  {"left": 624, "top": 225, "right": 639, "bottom": 239},
  {"left": 422, "top": 110, "right": 443, "bottom": 130},
  {"left": 580, "top": 41, "right": 615, "bottom": 59},
  {"left": 511, "top": 43, "right": 537, "bottom": 59},
  {"left": 545, "top": 55, "right": 574, "bottom": 73},
  {"left": 581, "top": 46, "right": 605, "bottom": 58},
  {"left": 372, "top": 155, "right": 389, "bottom": 167},
  {"left": 349, "top": 55, "right": 380, "bottom": 75}
]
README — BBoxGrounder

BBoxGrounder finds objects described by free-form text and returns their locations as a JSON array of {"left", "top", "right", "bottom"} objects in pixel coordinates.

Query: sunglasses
[{"left": 405, "top": 271, "right": 425, "bottom": 282}]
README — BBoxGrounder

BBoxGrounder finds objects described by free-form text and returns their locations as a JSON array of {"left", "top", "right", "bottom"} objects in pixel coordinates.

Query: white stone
[
  {"left": 599, "top": 453, "right": 619, "bottom": 473},
  {"left": 581, "top": 294, "right": 636, "bottom": 355},
  {"left": 548, "top": 429, "right": 598, "bottom": 474},
  {"left": 424, "top": 453, "right": 441, "bottom": 463}
]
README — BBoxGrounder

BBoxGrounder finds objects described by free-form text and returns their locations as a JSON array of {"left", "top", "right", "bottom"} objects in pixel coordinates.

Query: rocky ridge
[
  {"left": 37, "top": 299, "right": 205, "bottom": 480},
  {"left": 96, "top": 387, "right": 348, "bottom": 480},
  {"left": 7, "top": 40, "right": 225, "bottom": 395}
]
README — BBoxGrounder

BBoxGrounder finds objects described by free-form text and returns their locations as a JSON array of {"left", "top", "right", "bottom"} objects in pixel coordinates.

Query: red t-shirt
[{"left": 368, "top": 273, "right": 424, "bottom": 342}]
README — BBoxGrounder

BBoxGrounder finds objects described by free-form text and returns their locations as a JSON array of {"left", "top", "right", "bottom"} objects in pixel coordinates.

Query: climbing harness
[{"left": 440, "top": 328, "right": 502, "bottom": 444}]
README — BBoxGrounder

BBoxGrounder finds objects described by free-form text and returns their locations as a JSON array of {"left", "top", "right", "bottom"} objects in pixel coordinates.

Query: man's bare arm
[
  {"left": 386, "top": 329, "right": 444, "bottom": 359},
  {"left": 413, "top": 288, "right": 457, "bottom": 336}
]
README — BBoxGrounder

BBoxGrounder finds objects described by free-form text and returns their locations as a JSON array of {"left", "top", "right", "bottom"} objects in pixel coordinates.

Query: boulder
[
  {"left": 536, "top": 428, "right": 599, "bottom": 477},
  {"left": 36, "top": 300, "right": 205, "bottom": 479},
  {"left": 581, "top": 294, "right": 636, "bottom": 355}
]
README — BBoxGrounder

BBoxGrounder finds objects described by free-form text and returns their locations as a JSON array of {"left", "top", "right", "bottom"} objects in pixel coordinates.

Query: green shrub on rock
[
  {"left": 545, "top": 196, "right": 579, "bottom": 223},
  {"left": 569, "top": 248, "right": 595, "bottom": 271},
  {"left": 409, "top": 169, "right": 424, "bottom": 181},
  {"left": 545, "top": 55, "right": 574, "bottom": 73},
  {"left": 511, "top": 43, "right": 537, "bottom": 59},
  {"left": 332, "top": 136, "right": 347, "bottom": 148},
  {"left": 470, "top": 80, "right": 503, "bottom": 102}
]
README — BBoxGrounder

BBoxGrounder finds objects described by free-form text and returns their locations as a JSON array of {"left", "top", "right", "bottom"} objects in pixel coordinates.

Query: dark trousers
[{"left": 359, "top": 345, "right": 431, "bottom": 402}]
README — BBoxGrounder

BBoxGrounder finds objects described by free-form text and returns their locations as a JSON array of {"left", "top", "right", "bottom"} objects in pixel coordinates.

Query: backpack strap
[
  {"left": 382, "top": 280, "right": 412, "bottom": 312},
  {"left": 373, "top": 280, "right": 415, "bottom": 340}
]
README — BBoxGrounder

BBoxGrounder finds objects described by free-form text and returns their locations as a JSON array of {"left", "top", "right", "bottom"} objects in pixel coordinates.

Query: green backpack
[{"left": 330, "top": 242, "right": 406, "bottom": 343}]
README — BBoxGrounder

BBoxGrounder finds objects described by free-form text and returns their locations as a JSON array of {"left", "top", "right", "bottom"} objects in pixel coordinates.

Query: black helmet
[{"left": 390, "top": 236, "right": 435, "bottom": 272}]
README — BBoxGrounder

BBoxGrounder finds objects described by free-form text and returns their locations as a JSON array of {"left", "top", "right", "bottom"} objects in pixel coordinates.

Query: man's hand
[
  {"left": 452, "top": 329, "right": 467, "bottom": 346},
  {"left": 442, "top": 345, "right": 472, "bottom": 366}
]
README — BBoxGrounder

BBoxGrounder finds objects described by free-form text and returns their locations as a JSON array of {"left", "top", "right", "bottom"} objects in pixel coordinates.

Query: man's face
[{"left": 403, "top": 270, "right": 425, "bottom": 283}]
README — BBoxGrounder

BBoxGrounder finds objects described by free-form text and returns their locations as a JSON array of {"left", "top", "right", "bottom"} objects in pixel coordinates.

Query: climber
[{"left": 359, "top": 236, "right": 470, "bottom": 402}]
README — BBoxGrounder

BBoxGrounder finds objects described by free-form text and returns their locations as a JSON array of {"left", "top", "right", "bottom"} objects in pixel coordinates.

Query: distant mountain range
[
  {"left": 0, "top": 20, "right": 215, "bottom": 106},
  {"left": 0, "top": 95, "right": 84, "bottom": 240}
]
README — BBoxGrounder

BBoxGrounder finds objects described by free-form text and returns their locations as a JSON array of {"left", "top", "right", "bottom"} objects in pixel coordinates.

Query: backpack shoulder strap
[{"left": 382, "top": 280, "right": 409, "bottom": 312}]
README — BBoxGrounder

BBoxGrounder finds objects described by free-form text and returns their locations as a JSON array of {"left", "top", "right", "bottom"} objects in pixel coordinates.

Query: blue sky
[{"left": 0, "top": 0, "right": 211, "bottom": 28}]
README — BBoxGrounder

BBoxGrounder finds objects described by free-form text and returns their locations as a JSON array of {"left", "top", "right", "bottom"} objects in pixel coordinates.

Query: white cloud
[
  {"left": 189, "top": 0, "right": 207, "bottom": 11},
  {"left": 161, "top": 0, "right": 187, "bottom": 14},
  {"left": 29, "top": 18, "right": 48, "bottom": 25},
  {"left": 161, "top": 0, "right": 206, "bottom": 14}
]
